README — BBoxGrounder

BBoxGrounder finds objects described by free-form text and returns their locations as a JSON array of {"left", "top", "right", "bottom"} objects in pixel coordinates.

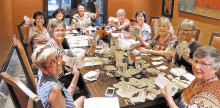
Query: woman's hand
[
  {"left": 94, "top": 2, "right": 99, "bottom": 9},
  {"left": 160, "top": 85, "right": 173, "bottom": 102},
  {"left": 160, "top": 85, "right": 178, "bottom": 108},
  {"left": 87, "top": 43, "right": 96, "bottom": 54},
  {"left": 182, "top": 52, "right": 191, "bottom": 63},
  {"left": 24, "top": 18, "right": 35, "bottom": 28},
  {"left": 164, "top": 51, "right": 172, "bottom": 61},
  {"left": 72, "top": 62, "right": 79, "bottom": 76}
]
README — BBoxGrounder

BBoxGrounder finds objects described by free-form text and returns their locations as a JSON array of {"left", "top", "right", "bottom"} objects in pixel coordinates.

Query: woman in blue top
[{"left": 32, "top": 45, "right": 86, "bottom": 108}]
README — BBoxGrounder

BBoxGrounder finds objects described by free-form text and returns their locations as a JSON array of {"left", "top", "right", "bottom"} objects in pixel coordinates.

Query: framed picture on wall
[{"left": 162, "top": 0, "right": 174, "bottom": 18}]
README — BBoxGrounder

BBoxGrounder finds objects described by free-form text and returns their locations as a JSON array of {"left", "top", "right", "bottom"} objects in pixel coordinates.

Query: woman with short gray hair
[
  {"left": 174, "top": 19, "right": 201, "bottom": 74},
  {"left": 161, "top": 45, "right": 220, "bottom": 108},
  {"left": 108, "top": 9, "right": 130, "bottom": 32}
]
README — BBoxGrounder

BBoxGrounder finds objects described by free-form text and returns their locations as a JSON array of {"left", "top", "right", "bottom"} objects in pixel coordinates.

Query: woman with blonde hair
[
  {"left": 32, "top": 45, "right": 86, "bottom": 108},
  {"left": 138, "top": 17, "right": 177, "bottom": 59}
]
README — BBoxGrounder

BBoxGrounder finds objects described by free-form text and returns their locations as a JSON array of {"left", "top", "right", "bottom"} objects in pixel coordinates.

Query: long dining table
[{"left": 65, "top": 29, "right": 194, "bottom": 108}]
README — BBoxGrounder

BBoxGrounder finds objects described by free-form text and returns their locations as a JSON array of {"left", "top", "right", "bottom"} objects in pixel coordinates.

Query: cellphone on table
[{"left": 105, "top": 87, "right": 115, "bottom": 97}]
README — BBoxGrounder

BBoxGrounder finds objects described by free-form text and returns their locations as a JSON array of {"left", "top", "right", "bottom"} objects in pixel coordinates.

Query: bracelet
[{"left": 70, "top": 84, "right": 76, "bottom": 89}]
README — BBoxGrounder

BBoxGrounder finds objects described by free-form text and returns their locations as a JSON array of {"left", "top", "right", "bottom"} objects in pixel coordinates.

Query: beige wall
[
  {"left": 108, "top": 0, "right": 220, "bottom": 45},
  {"left": 0, "top": 0, "right": 43, "bottom": 68}
]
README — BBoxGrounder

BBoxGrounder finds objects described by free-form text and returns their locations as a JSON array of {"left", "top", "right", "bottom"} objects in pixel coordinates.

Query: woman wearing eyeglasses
[
  {"left": 174, "top": 19, "right": 201, "bottom": 74},
  {"left": 23, "top": 11, "right": 49, "bottom": 50},
  {"left": 32, "top": 45, "right": 86, "bottom": 108},
  {"left": 161, "top": 46, "right": 220, "bottom": 108},
  {"left": 46, "top": 20, "right": 96, "bottom": 89}
]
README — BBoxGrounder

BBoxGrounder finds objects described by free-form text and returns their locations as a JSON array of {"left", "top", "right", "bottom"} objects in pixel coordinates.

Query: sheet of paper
[
  {"left": 154, "top": 76, "right": 178, "bottom": 96},
  {"left": 84, "top": 97, "right": 120, "bottom": 108}
]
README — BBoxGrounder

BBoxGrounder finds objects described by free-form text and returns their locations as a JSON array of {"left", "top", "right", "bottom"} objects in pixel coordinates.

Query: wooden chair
[
  {"left": 17, "top": 20, "right": 33, "bottom": 64},
  {"left": 149, "top": 16, "right": 160, "bottom": 39},
  {"left": 176, "top": 28, "right": 200, "bottom": 41},
  {"left": 13, "top": 35, "right": 37, "bottom": 94},
  {"left": 209, "top": 32, "right": 220, "bottom": 51},
  {"left": 1, "top": 72, "right": 44, "bottom": 108},
  {"left": 130, "top": 19, "right": 137, "bottom": 26}
]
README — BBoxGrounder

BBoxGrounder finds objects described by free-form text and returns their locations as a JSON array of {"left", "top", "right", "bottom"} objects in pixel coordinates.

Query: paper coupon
[{"left": 154, "top": 76, "right": 178, "bottom": 96}]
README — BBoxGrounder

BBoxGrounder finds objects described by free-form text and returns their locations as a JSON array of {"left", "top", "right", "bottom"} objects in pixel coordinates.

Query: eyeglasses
[
  {"left": 54, "top": 29, "right": 65, "bottom": 33},
  {"left": 192, "top": 59, "right": 212, "bottom": 68},
  {"left": 181, "top": 29, "right": 194, "bottom": 32}
]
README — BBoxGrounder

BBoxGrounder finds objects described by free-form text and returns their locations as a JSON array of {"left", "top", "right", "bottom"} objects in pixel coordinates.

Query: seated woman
[
  {"left": 23, "top": 11, "right": 49, "bottom": 50},
  {"left": 108, "top": 9, "right": 130, "bottom": 32},
  {"left": 32, "top": 45, "right": 86, "bottom": 108},
  {"left": 70, "top": 2, "right": 99, "bottom": 29},
  {"left": 47, "top": 8, "right": 65, "bottom": 29},
  {"left": 174, "top": 19, "right": 201, "bottom": 74},
  {"left": 138, "top": 17, "right": 177, "bottom": 59},
  {"left": 129, "top": 11, "right": 151, "bottom": 44},
  {"left": 161, "top": 46, "right": 220, "bottom": 108},
  {"left": 47, "top": 20, "right": 96, "bottom": 88}
]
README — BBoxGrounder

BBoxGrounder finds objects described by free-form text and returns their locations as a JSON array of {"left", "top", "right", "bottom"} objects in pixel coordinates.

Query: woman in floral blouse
[
  {"left": 47, "top": 8, "right": 66, "bottom": 29},
  {"left": 23, "top": 11, "right": 49, "bottom": 51},
  {"left": 70, "top": 2, "right": 99, "bottom": 29},
  {"left": 139, "top": 17, "right": 177, "bottom": 59}
]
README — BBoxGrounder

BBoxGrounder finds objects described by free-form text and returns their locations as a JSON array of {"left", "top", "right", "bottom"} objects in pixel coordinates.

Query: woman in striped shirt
[{"left": 32, "top": 45, "right": 86, "bottom": 108}]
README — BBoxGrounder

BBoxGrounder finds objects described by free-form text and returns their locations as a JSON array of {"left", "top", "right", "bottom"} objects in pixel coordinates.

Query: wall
[
  {"left": 0, "top": 0, "right": 43, "bottom": 68},
  {"left": 108, "top": 0, "right": 162, "bottom": 24},
  {"left": 11, "top": 0, "right": 43, "bottom": 37},
  {"left": 0, "top": 0, "right": 13, "bottom": 68},
  {"left": 108, "top": 0, "right": 220, "bottom": 45},
  {"left": 171, "top": 0, "right": 220, "bottom": 45}
]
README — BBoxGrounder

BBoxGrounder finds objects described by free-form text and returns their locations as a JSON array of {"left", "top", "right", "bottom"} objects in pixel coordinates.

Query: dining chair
[
  {"left": 149, "top": 16, "right": 160, "bottom": 39},
  {"left": 13, "top": 35, "right": 37, "bottom": 94},
  {"left": 209, "top": 32, "right": 220, "bottom": 51},
  {"left": 17, "top": 20, "right": 33, "bottom": 64},
  {"left": 176, "top": 28, "right": 200, "bottom": 41},
  {"left": 130, "top": 19, "right": 137, "bottom": 26},
  {"left": 1, "top": 72, "right": 44, "bottom": 108}
]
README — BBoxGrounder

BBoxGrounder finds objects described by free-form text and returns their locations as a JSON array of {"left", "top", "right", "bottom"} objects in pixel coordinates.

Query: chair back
[
  {"left": 149, "top": 16, "right": 160, "bottom": 39},
  {"left": 17, "top": 20, "right": 26, "bottom": 42},
  {"left": 130, "top": 19, "right": 137, "bottom": 26},
  {"left": 17, "top": 20, "right": 33, "bottom": 64},
  {"left": 1, "top": 72, "right": 44, "bottom": 108},
  {"left": 13, "top": 35, "right": 37, "bottom": 94},
  {"left": 209, "top": 32, "right": 220, "bottom": 51},
  {"left": 193, "top": 28, "right": 200, "bottom": 41}
]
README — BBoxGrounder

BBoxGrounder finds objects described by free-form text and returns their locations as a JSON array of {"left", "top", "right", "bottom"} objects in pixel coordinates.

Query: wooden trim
[
  {"left": 103, "top": 0, "right": 108, "bottom": 24},
  {"left": 43, "top": 0, "right": 48, "bottom": 23}
]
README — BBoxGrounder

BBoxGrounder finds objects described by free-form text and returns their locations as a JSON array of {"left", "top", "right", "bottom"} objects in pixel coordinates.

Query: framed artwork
[
  {"left": 178, "top": 0, "right": 220, "bottom": 20},
  {"left": 162, "top": 0, "right": 174, "bottom": 18}
]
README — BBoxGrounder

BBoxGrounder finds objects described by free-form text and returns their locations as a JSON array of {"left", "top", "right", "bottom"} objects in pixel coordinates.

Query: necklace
[{"left": 197, "top": 74, "right": 217, "bottom": 86}]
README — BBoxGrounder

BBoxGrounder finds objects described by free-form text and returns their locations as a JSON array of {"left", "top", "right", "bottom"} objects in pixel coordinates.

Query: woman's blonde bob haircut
[{"left": 31, "top": 45, "right": 57, "bottom": 69}]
